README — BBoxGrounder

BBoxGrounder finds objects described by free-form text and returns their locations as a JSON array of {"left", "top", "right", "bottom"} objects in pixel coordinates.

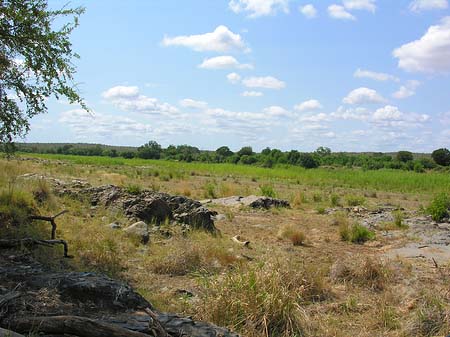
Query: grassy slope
[{"left": 23, "top": 152, "right": 450, "bottom": 194}]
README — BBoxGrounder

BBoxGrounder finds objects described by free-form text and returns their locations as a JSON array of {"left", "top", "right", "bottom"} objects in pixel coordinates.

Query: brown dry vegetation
[{"left": 1, "top": 156, "right": 449, "bottom": 337}]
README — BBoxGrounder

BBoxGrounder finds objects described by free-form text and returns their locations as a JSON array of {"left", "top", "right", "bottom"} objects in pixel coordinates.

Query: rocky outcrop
[
  {"left": 204, "top": 195, "right": 290, "bottom": 209},
  {"left": 0, "top": 254, "right": 239, "bottom": 337},
  {"left": 56, "top": 184, "right": 218, "bottom": 233}
]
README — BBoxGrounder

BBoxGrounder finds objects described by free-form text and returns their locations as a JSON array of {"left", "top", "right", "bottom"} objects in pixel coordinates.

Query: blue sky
[{"left": 26, "top": 0, "right": 450, "bottom": 152}]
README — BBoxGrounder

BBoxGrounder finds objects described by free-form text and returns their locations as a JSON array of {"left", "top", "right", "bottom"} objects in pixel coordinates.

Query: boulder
[
  {"left": 240, "top": 195, "right": 290, "bottom": 209},
  {"left": 124, "top": 198, "right": 172, "bottom": 224},
  {"left": 123, "top": 221, "right": 149, "bottom": 244}
]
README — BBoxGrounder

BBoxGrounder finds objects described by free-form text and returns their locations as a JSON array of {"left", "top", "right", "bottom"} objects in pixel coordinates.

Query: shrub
[
  {"left": 340, "top": 222, "right": 375, "bottom": 244},
  {"left": 396, "top": 151, "right": 413, "bottom": 163},
  {"left": 204, "top": 182, "right": 217, "bottom": 199},
  {"left": 125, "top": 184, "right": 142, "bottom": 195},
  {"left": 330, "top": 194, "right": 341, "bottom": 207},
  {"left": 259, "top": 184, "right": 276, "bottom": 198},
  {"left": 431, "top": 148, "right": 450, "bottom": 166},
  {"left": 393, "top": 210, "right": 406, "bottom": 228},
  {"left": 345, "top": 195, "right": 366, "bottom": 206},
  {"left": 278, "top": 225, "right": 306, "bottom": 246},
  {"left": 316, "top": 207, "right": 326, "bottom": 215},
  {"left": 426, "top": 193, "right": 450, "bottom": 222}
]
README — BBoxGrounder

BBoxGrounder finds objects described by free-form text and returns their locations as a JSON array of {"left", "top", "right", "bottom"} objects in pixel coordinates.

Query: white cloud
[
  {"left": 294, "top": 99, "right": 323, "bottom": 112},
  {"left": 343, "top": 87, "right": 386, "bottom": 104},
  {"left": 227, "top": 72, "right": 242, "bottom": 84},
  {"left": 393, "top": 17, "right": 450, "bottom": 73},
  {"left": 298, "top": 112, "right": 331, "bottom": 122},
  {"left": 162, "top": 25, "right": 248, "bottom": 53},
  {"left": 242, "top": 76, "right": 286, "bottom": 89},
  {"left": 392, "top": 80, "right": 420, "bottom": 99},
  {"left": 60, "top": 109, "right": 152, "bottom": 138},
  {"left": 263, "top": 105, "right": 291, "bottom": 117},
  {"left": 343, "top": 0, "right": 376, "bottom": 12},
  {"left": 409, "top": 0, "right": 448, "bottom": 12},
  {"left": 179, "top": 98, "right": 208, "bottom": 109},
  {"left": 198, "top": 56, "right": 253, "bottom": 70},
  {"left": 354, "top": 68, "right": 399, "bottom": 82},
  {"left": 242, "top": 91, "right": 263, "bottom": 97},
  {"left": 372, "top": 105, "right": 430, "bottom": 127},
  {"left": 229, "top": 0, "right": 290, "bottom": 18},
  {"left": 331, "top": 106, "right": 370, "bottom": 120},
  {"left": 328, "top": 4, "right": 356, "bottom": 20},
  {"left": 102, "top": 85, "right": 178, "bottom": 115},
  {"left": 102, "top": 86, "right": 139, "bottom": 99},
  {"left": 299, "top": 4, "right": 317, "bottom": 18}
]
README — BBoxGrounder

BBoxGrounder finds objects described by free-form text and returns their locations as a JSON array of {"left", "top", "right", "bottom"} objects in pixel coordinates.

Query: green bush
[
  {"left": 426, "top": 193, "right": 450, "bottom": 222},
  {"left": 125, "top": 184, "right": 142, "bottom": 195},
  {"left": 345, "top": 195, "right": 366, "bottom": 206},
  {"left": 259, "top": 184, "right": 276, "bottom": 198},
  {"left": 340, "top": 223, "right": 375, "bottom": 244}
]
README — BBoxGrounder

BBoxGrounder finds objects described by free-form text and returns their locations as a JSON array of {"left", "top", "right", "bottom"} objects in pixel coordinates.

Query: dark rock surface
[
  {"left": 55, "top": 183, "right": 218, "bottom": 232},
  {"left": 205, "top": 195, "right": 290, "bottom": 209},
  {"left": 0, "top": 254, "right": 239, "bottom": 337}
]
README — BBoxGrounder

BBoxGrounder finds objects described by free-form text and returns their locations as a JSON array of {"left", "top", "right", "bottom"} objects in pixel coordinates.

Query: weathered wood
[
  {"left": 232, "top": 235, "right": 250, "bottom": 248},
  {"left": 0, "top": 292, "right": 21, "bottom": 308},
  {"left": 144, "top": 308, "right": 169, "bottom": 337},
  {"left": 0, "top": 327, "right": 25, "bottom": 337},
  {"left": 9, "top": 316, "right": 157, "bottom": 337},
  {"left": 30, "top": 210, "right": 68, "bottom": 239},
  {"left": 0, "top": 238, "right": 72, "bottom": 258}
]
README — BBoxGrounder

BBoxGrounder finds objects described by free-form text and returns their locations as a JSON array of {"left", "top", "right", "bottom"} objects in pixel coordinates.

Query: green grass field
[{"left": 19, "top": 153, "right": 450, "bottom": 194}]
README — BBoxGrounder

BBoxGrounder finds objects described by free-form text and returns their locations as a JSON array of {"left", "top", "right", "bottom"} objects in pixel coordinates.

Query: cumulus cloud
[
  {"left": 372, "top": 105, "right": 430, "bottom": 127},
  {"left": 294, "top": 99, "right": 323, "bottom": 112},
  {"left": 343, "top": 87, "right": 386, "bottom": 104},
  {"left": 343, "top": 0, "right": 376, "bottom": 12},
  {"left": 241, "top": 91, "right": 263, "bottom": 97},
  {"left": 409, "top": 0, "right": 448, "bottom": 12},
  {"left": 392, "top": 80, "right": 420, "bottom": 99},
  {"left": 227, "top": 72, "right": 242, "bottom": 84},
  {"left": 331, "top": 106, "right": 370, "bottom": 120},
  {"left": 102, "top": 85, "right": 178, "bottom": 115},
  {"left": 393, "top": 17, "right": 450, "bottom": 73},
  {"left": 242, "top": 76, "right": 286, "bottom": 89},
  {"left": 162, "top": 25, "right": 248, "bottom": 53},
  {"left": 354, "top": 68, "right": 399, "bottom": 82},
  {"left": 299, "top": 4, "right": 317, "bottom": 18},
  {"left": 198, "top": 56, "right": 253, "bottom": 70},
  {"left": 59, "top": 109, "right": 152, "bottom": 138},
  {"left": 179, "top": 98, "right": 208, "bottom": 109},
  {"left": 262, "top": 105, "right": 291, "bottom": 117},
  {"left": 229, "top": 0, "right": 290, "bottom": 18},
  {"left": 328, "top": 4, "right": 356, "bottom": 20}
]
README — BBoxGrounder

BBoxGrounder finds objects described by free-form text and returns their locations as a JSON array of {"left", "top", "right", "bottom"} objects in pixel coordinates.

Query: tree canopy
[{"left": 0, "top": 0, "right": 86, "bottom": 143}]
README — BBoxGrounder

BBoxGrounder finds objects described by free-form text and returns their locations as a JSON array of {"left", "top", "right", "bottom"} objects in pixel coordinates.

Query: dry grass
[
  {"left": 278, "top": 224, "right": 306, "bottom": 246},
  {"left": 197, "top": 260, "right": 329, "bottom": 337},
  {"left": 330, "top": 255, "right": 391, "bottom": 291}
]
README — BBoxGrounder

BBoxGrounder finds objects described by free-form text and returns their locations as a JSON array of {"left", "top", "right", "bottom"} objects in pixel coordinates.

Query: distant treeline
[{"left": 11, "top": 142, "right": 450, "bottom": 172}]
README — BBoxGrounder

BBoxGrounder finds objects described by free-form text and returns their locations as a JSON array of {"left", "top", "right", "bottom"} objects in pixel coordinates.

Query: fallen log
[
  {"left": 0, "top": 238, "right": 72, "bottom": 258},
  {"left": 8, "top": 315, "right": 158, "bottom": 337},
  {"left": 0, "top": 327, "right": 25, "bottom": 337},
  {"left": 30, "top": 210, "right": 68, "bottom": 239}
]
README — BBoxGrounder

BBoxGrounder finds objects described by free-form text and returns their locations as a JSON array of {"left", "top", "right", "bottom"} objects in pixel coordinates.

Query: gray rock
[
  {"left": 123, "top": 221, "right": 149, "bottom": 244},
  {"left": 106, "top": 222, "right": 121, "bottom": 229}
]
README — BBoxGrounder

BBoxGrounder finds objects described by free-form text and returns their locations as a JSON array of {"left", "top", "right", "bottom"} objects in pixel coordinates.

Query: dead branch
[
  {"left": 30, "top": 210, "right": 68, "bottom": 239},
  {"left": 0, "top": 327, "right": 25, "bottom": 337},
  {"left": 232, "top": 235, "right": 250, "bottom": 248},
  {"left": 8, "top": 315, "right": 157, "bottom": 337},
  {"left": 0, "top": 292, "right": 21, "bottom": 308},
  {"left": 0, "top": 238, "right": 72, "bottom": 258},
  {"left": 144, "top": 308, "right": 169, "bottom": 337}
]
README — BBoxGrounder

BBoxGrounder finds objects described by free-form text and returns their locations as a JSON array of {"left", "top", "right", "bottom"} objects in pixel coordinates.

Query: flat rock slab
[
  {"left": 205, "top": 195, "right": 290, "bottom": 209},
  {"left": 387, "top": 243, "right": 450, "bottom": 264}
]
